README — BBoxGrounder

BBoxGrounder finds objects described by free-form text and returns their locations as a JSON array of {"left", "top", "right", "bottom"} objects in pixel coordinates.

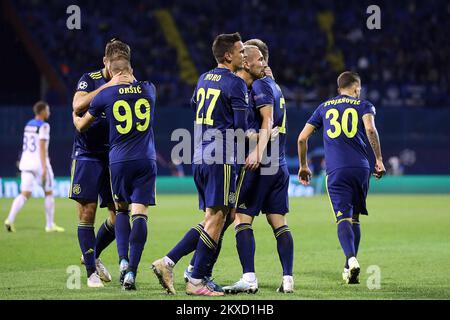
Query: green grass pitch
[{"left": 0, "top": 194, "right": 449, "bottom": 300}]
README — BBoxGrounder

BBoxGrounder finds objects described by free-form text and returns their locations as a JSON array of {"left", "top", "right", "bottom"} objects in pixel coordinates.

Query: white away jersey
[{"left": 19, "top": 119, "right": 50, "bottom": 171}]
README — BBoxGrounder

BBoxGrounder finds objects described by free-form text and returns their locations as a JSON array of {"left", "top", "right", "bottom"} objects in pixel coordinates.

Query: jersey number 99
[
  {"left": 113, "top": 99, "right": 151, "bottom": 134},
  {"left": 325, "top": 108, "right": 358, "bottom": 139},
  {"left": 195, "top": 88, "right": 221, "bottom": 126}
]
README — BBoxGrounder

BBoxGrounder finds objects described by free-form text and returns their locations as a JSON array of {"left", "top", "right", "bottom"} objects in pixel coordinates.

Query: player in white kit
[{"left": 4, "top": 101, "right": 64, "bottom": 233}]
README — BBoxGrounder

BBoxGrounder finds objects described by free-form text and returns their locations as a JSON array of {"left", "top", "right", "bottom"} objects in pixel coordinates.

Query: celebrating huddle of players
[{"left": 8, "top": 32, "right": 385, "bottom": 296}]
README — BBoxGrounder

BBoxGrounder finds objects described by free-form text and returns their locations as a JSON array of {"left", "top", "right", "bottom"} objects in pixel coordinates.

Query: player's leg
[
  {"left": 204, "top": 209, "right": 235, "bottom": 278},
  {"left": 344, "top": 168, "right": 370, "bottom": 282},
  {"left": 5, "top": 171, "right": 33, "bottom": 232},
  {"left": 263, "top": 164, "right": 293, "bottom": 292},
  {"left": 76, "top": 200, "right": 103, "bottom": 287},
  {"left": 186, "top": 205, "right": 228, "bottom": 297},
  {"left": 222, "top": 212, "right": 259, "bottom": 294},
  {"left": 43, "top": 165, "right": 64, "bottom": 232},
  {"left": 94, "top": 164, "right": 116, "bottom": 262},
  {"left": 326, "top": 170, "right": 359, "bottom": 284},
  {"left": 114, "top": 201, "right": 131, "bottom": 286},
  {"left": 121, "top": 203, "right": 148, "bottom": 291},
  {"left": 223, "top": 167, "right": 260, "bottom": 294},
  {"left": 184, "top": 210, "right": 235, "bottom": 292},
  {"left": 352, "top": 213, "right": 361, "bottom": 257},
  {"left": 152, "top": 164, "right": 206, "bottom": 295},
  {"left": 266, "top": 214, "right": 294, "bottom": 293},
  {"left": 70, "top": 159, "right": 109, "bottom": 286},
  {"left": 185, "top": 163, "right": 234, "bottom": 296},
  {"left": 122, "top": 159, "right": 156, "bottom": 290}
]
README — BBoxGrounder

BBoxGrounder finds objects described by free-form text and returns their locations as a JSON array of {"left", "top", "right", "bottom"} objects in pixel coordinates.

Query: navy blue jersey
[
  {"left": 72, "top": 70, "right": 109, "bottom": 160},
  {"left": 251, "top": 77, "right": 287, "bottom": 166},
  {"left": 192, "top": 67, "right": 248, "bottom": 164},
  {"left": 89, "top": 81, "right": 157, "bottom": 164},
  {"left": 307, "top": 95, "right": 376, "bottom": 173}
]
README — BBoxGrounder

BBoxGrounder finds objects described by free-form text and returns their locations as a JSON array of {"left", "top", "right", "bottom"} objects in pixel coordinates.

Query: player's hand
[
  {"left": 264, "top": 66, "right": 275, "bottom": 80},
  {"left": 270, "top": 126, "right": 279, "bottom": 141},
  {"left": 107, "top": 72, "right": 133, "bottom": 87},
  {"left": 373, "top": 160, "right": 386, "bottom": 180},
  {"left": 245, "top": 150, "right": 261, "bottom": 171},
  {"left": 298, "top": 166, "right": 312, "bottom": 186}
]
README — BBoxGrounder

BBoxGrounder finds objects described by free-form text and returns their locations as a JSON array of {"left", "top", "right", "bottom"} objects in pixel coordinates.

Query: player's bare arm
[
  {"left": 245, "top": 105, "right": 273, "bottom": 170},
  {"left": 73, "top": 111, "right": 96, "bottom": 133},
  {"left": 72, "top": 72, "right": 133, "bottom": 114},
  {"left": 297, "top": 123, "right": 316, "bottom": 185},
  {"left": 362, "top": 114, "right": 386, "bottom": 179}
]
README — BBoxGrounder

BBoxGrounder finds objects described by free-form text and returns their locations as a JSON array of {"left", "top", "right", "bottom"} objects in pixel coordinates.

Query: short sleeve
[
  {"left": 38, "top": 123, "right": 50, "bottom": 140},
  {"left": 230, "top": 78, "right": 248, "bottom": 111},
  {"left": 307, "top": 105, "right": 323, "bottom": 129},
  {"left": 252, "top": 79, "right": 274, "bottom": 108},
  {"left": 88, "top": 91, "right": 105, "bottom": 118},
  {"left": 361, "top": 101, "right": 376, "bottom": 116},
  {"left": 76, "top": 74, "right": 95, "bottom": 93}
]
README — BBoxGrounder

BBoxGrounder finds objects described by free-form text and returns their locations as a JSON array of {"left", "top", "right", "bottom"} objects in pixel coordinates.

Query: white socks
[
  {"left": 7, "top": 194, "right": 28, "bottom": 223},
  {"left": 45, "top": 195, "right": 55, "bottom": 229},
  {"left": 243, "top": 272, "right": 257, "bottom": 283},
  {"left": 164, "top": 256, "right": 175, "bottom": 267}
]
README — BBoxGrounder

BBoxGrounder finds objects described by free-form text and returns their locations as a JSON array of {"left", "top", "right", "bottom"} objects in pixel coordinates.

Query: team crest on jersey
[
  {"left": 72, "top": 184, "right": 81, "bottom": 195},
  {"left": 229, "top": 192, "right": 236, "bottom": 205},
  {"left": 78, "top": 81, "right": 88, "bottom": 90}
]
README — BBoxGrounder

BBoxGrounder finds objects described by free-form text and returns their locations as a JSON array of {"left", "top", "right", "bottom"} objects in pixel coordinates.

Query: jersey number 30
[
  {"left": 325, "top": 108, "right": 358, "bottom": 139},
  {"left": 113, "top": 99, "right": 151, "bottom": 134}
]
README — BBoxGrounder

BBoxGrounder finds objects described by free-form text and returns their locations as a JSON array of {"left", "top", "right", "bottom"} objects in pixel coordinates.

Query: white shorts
[{"left": 20, "top": 165, "right": 54, "bottom": 193}]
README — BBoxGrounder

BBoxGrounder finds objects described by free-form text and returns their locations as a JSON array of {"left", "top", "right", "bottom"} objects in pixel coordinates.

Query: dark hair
[
  {"left": 212, "top": 32, "right": 242, "bottom": 63},
  {"left": 33, "top": 101, "right": 48, "bottom": 115},
  {"left": 105, "top": 38, "right": 131, "bottom": 61},
  {"left": 337, "top": 71, "right": 361, "bottom": 89},
  {"left": 244, "top": 38, "right": 269, "bottom": 62}
]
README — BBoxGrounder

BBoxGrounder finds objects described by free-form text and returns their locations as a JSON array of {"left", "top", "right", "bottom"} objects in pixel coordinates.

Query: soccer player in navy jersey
[
  {"left": 73, "top": 57, "right": 157, "bottom": 291},
  {"left": 152, "top": 32, "right": 248, "bottom": 297},
  {"left": 297, "top": 71, "right": 386, "bottom": 284},
  {"left": 224, "top": 39, "right": 294, "bottom": 294},
  {"left": 151, "top": 43, "right": 266, "bottom": 296},
  {"left": 70, "top": 39, "right": 133, "bottom": 287}
]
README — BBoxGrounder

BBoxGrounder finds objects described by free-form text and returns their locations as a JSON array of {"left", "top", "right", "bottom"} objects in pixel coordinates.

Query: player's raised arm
[
  {"left": 297, "top": 123, "right": 316, "bottom": 185},
  {"left": 362, "top": 113, "right": 386, "bottom": 179},
  {"left": 73, "top": 72, "right": 132, "bottom": 114}
]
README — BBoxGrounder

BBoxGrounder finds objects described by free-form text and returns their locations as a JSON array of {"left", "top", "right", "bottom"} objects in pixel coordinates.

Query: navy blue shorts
[
  {"left": 110, "top": 159, "right": 157, "bottom": 206},
  {"left": 235, "top": 164, "right": 290, "bottom": 216},
  {"left": 326, "top": 167, "right": 370, "bottom": 222},
  {"left": 193, "top": 163, "right": 236, "bottom": 211},
  {"left": 69, "top": 159, "right": 113, "bottom": 208}
]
